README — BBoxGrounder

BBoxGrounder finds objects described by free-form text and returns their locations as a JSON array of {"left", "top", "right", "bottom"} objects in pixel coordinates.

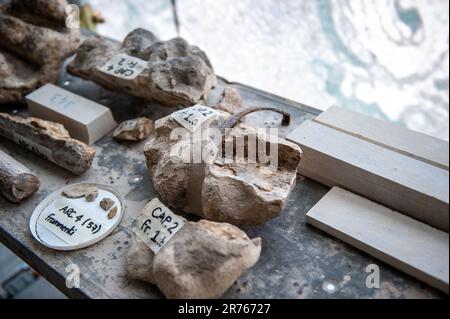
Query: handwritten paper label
[
  {"left": 171, "top": 105, "right": 218, "bottom": 132},
  {"left": 37, "top": 199, "right": 103, "bottom": 246},
  {"left": 99, "top": 53, "right": 147, "bottom": 80},
  {"left": 13, "top": 133, "right": 54, "bottom": 162},
  {"left": 133, "top": 198, "right": 184, "bottom": 253},
  {"left": 118, "top": 119, "right": 138, "bottom": 131}
]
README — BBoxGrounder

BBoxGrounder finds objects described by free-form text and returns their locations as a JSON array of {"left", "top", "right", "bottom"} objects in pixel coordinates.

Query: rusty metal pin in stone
[{"left": 144, "top": 88, "right": 302, "bottom": 225}]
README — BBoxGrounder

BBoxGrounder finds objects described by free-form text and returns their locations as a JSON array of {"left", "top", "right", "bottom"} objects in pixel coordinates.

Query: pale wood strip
[{"left": 306, "top": 186, "right": 449, "bottom": 294}]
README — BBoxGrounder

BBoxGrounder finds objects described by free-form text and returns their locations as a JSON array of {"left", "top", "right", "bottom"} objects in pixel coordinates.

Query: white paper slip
[
  {"left": 37, "top": 199, "right": 102, "bottom": 246},
  {"left": 99, "top": 53, "right": 148, "bottom": 80},
  {"left": 133, "top": 198, "right": 184, "bottom": 253},
  {"left": 171, "top": 105, "right": 218, "bottom": 132}
]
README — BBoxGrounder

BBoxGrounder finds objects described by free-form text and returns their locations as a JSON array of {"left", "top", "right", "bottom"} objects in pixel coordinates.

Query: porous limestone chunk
[
  {"left": 126, "top": 219, "right": 261, "bottom": 299},
  {"left": 67, "top": 28, "right": 216, "bottom": 107}
]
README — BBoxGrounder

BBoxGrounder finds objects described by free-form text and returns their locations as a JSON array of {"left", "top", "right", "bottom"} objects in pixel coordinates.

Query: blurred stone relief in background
[{"left": 88, "top": 0, "right": 449, "bottom": 141}]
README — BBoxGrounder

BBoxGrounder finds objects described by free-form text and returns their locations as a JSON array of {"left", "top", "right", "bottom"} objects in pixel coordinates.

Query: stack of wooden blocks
[{"left": 287, "top": 106, "right": 449, "bottom": 294}]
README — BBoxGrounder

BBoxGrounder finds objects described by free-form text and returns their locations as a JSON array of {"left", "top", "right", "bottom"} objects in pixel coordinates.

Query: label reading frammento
[
  {"left": 171, "top": 105, "right": 218, "bottom": 132},
  {"left": 99, "top": 53, "right": 147, "bottom": 80},
  {"left": 37, "top": 199, "right": 103, "bottom": 246},
  {"left": 133, "top": 198, "right": 184, "bottom": 253},
  {"left": 13, "top": 132, "right": 54, "bottom": 162}
]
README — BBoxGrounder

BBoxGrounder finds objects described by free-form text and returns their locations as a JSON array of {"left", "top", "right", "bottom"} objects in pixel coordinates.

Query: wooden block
[
  {"left": 287, "top": 120, "right": 449, "bottom": 232},
  {"left": 314, "top": 106, "right": 449, "bottom": 170},
  {"left": 26, "top": 84, "right": 117, "bottom": 145},
  {"left": 306, "top": 187, "right": 449, "bottom": 294}
]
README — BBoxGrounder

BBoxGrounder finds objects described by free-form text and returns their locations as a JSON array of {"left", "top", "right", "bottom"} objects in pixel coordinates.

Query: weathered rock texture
[
  {"left": 113, "top": 117, "right": 153, "bottom": 142},
  {"left": 67, "top": 28, "right": 216, "bottom": 107},
  {"left": 0, "top": 149, "right": 40, "bottom": 203},
  {"left": 0, "top": 0, "right": 80, "bottom": 103},
  {"left": 100, "top": 197, "right": 114, "bottom": 211},
  {"left": 0, "top": 113, "right": 95, "bottom": 175},
  {"left": 144, "top": 88, "right": 302, "bottom": 225},
  {"left": 126, "top": 218, "right": 261, "bottom": 299}
]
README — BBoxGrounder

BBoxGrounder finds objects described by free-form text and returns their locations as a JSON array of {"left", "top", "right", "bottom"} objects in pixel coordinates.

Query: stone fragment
[
  {"left": 201, "top": 131, "right": 302, "bottom": 224},
  {"left": 0, "top": 113, "right": 95, "bottom": 175},
  {"left": 100, "top": 197, "right": 114, "bottom": 211},
  {"left": 0, "top": 0, "right": 80, "bottom": 103},
  {"left": 67, "top": 28, "right": 216, "bottom": 107},
  {"left": 113, "top": 117, "right": 154, "bottom": 142},
  {"left": 84, "top": 190, "right": 98, "bottom": 202},
  {"left": 107, "top": 206, "right": 117, "bottom": 219},
  {"left": 62, "top": 184, "right": 97, "bottom": 199},
  {"left": 144, "top": 91, "right": 301, "bottom": 225},
  {"left": 126, "top": 218, "right": 261, "bottom": 299}
]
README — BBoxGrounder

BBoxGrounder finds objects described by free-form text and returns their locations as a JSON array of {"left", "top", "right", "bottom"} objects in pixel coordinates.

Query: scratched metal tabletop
[{"left": 0, "top": 63, "right": 444, "bottom": 299}]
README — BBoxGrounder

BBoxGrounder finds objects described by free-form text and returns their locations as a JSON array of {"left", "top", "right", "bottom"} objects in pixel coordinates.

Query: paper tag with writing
[
  {"left": 171, "top": 105, "right": 218, "bottom": 132},
  {"left": 118, "top": 119, "right": 138, "bottom": 131},
  {"left": 37, "top": 199, "right": 103, "bottom": 246},
  {"left": 99, "top": 53, "right": 147, "bottom": 80},
  {"left": 133, "top": 198, "right": 184, "bottom": 253},
  {"left": 13, "top": 132, "right": 55, "bottom": 162}
]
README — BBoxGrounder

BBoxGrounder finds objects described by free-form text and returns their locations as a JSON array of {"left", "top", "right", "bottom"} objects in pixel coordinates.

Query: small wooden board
[
  {"left": 306, "top": 186, "right": 449, "bottom": 294},
  {"left": 287, "top": 119, "right": 449, "bottom": 232},
  {"left": 314, "top": 106, "right": 449, "bottom": 170}
]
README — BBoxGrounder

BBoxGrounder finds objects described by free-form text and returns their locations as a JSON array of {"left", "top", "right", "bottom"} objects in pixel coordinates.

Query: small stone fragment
[
  {"left": 62, "top": 184, "right": 97, "bottom": 199},
  {"left": 126, "top": 218, "right": 261, "bottom": 299},
  {"left": 216, "top": 87, "right": 245, "bottom": 114},
  {"left": 107, "top": 206, "right": 117, "bottom": 219},
  {"left": 84, "top": 190, "right": 98, "bottom": 202},
  {"left": 100, "top": 198, "right": 114, "bottom": 211},
  {"left": 113, "top": 117, "right": 154, "bottom": 142}
]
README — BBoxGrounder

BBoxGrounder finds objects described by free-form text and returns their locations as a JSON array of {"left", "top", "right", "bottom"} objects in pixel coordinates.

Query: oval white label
[{"left": 30, "top": 183, "right": 124, "bottom": 251}]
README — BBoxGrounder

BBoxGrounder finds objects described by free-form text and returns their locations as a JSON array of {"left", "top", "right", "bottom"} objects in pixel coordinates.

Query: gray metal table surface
[{"left": 0, "top": 66, "right": 444, "bottom": 299}]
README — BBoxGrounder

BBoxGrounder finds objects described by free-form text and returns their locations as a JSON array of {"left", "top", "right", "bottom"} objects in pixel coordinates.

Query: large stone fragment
[
  {"left": 67, "top": 28, "right": 216, "bottom": 107},
  {"left": 0, "top": 113, "right": 95, "bottom": 175},
  {"left": 143, "top": 88, "right": 302, "bottom": 225},
  {"left": 0, "top": 0, "right": 80, "bottom": 103},
  {"left": 62, "top": 184, "right": 97, "bottom": 199},
  {"left": 202, "top": 130, "right": 302, "bottom": 224},
  {"left": 126, "top": 218, "right": 261, "bottom": 299}
]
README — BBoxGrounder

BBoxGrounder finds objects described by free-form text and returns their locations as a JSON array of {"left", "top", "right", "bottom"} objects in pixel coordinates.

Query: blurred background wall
[{"left": 88, "top": 0, "right": 449, "bottom": 141}]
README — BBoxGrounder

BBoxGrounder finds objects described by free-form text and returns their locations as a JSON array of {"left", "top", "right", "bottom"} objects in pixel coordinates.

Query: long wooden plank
[
  {"left": 306, "top": 186, "right": 449, "bottom": 294},
  {"left": 287, "top": 120, "right": 449, "bottom": 232},
  {"left": 314, "top": 106, "right": 449, "bottom": 170}
]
